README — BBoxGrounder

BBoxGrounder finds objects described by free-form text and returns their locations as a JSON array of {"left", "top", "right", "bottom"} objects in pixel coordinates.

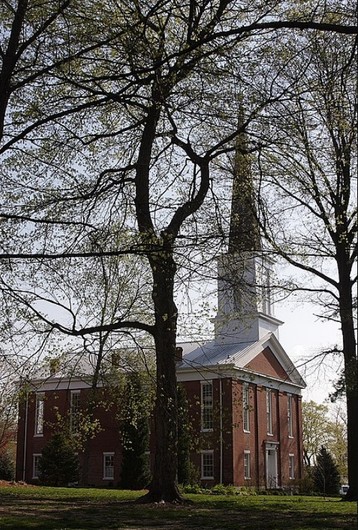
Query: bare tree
[{"left": 254, "top": 26, "right": 357, "bottom": 499}]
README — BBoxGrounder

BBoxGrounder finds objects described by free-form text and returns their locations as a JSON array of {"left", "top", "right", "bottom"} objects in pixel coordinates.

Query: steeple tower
[
  {"left": 214, "top": 111, "right": 282, "bottom": 345},
  {"left": 228, "top": 109, "right": 260, "bottom": 254}
]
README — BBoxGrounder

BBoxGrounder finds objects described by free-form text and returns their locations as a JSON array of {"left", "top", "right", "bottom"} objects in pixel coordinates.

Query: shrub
[
  {"left": 177, "top": 384, "right": 191, "bottom": 486},
  {"left": 119, "top": 373, "right": 151, "bottom": 489},
  {"left": 38, "top": 432, "right": 79, "bottom": 486},
  {"left": 0, "top": 451, "right": 15, "bottom": 481},
  {"left": 211, "top": 484, "right": 238, "bottom": 496},
  {"left": 294, "top": 468, "right": 315, "bottom": 495},
  {"left": 182, "top": 483, "right": 203, "bottom": 494},
  {"left": 313, "top": 446, "right": 340, "bottom": 495}
]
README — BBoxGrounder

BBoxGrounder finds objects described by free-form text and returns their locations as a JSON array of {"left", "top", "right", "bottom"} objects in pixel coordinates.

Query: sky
[{"left": 275, "top": 300, "right": 343, "bottom": 405}]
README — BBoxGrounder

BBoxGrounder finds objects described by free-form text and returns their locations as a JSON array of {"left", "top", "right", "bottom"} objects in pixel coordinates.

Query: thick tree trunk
[
  {"left": 338, "top": 267, "right": 358, "bottom": 501},
  {"left": 344, "top": 378, "right": 358, "bottom": 501},
  {"left": 139, "top": 252, "right": 183, "bottom": 503}
]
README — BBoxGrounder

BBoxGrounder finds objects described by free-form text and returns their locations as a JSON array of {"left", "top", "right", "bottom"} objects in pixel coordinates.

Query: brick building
[
  {"left": 16, "top": 375, "right": 123, "bottom": 486},
  {"left": 176, "top": 332, "right": 305, "bottom": 488},
  {"left": 16, "top": 134, "right": 305, "bottom": 488}
]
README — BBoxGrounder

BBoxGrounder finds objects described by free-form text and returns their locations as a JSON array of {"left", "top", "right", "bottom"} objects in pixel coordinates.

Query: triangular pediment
[
  {"left": 177, "top": 332, "right": 305, "bottom": 390},
  {"left": 244, "top": 346, "right": 292, "bottom": 382},
  {"left": 229, "top": 333, "right": 305, "bottom": 387}
]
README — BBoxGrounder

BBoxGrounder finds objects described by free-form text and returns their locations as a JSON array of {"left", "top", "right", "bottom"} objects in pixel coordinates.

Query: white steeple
[{"left": 214, "top": 113, "right": 282, "bottom": 346}]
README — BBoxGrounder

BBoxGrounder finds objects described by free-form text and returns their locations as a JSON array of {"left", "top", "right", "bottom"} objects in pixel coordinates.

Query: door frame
[{"left": 265, "top": 441, "right": 279, "bottom": 489}]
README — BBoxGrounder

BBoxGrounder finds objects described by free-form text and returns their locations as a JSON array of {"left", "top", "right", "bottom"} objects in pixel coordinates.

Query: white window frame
[
  {"left": 243, "top": 383, "right": 250, "bottom": 432},
  {"left": 33, "top": 453, "right": 41, "bottom": 479},
  {"left": 244, "top": 450, "right": 251, "bottom": 479},
  {"left": 103, "top": 452, "right": 115, "bottom": 480},
  {"left": 289, "top": 454, "right": 295, "bottom": 479},
  {"left": 34, "top": 393, "right": 44, "bottom": 436},
  {"left": 201, "top": 381, "right": 213, "bottom": 432},
  {"left": 263, "top": 267, "right": 272, "bottom": 315},
  {"left": 70, "top": 390, "right": 80, "bottom": 434},
  {"left": 287, "top": 394, "right": 293, "bottom": 438},
  {"left": 266, "top": 388, "right": 273, "bottom": 435},
  {"left": 201, "top": 450, "right": 214, "bottom": 480}
]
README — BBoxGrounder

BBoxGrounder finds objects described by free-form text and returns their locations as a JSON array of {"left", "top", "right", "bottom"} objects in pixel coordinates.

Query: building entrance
[{"left": 265, "top": 443, "right": 279, "bottom": 488}]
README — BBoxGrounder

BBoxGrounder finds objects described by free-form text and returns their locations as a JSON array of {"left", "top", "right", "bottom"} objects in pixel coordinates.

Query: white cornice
[
  {"left": 25, "top": 377, "right": 98, "bottom": 392},
  {"left": 176, "top": 365, "right": 303, "bottom": 395}
]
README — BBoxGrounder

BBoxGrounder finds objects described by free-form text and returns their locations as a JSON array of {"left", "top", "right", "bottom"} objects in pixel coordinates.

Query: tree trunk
[
  {"left": 338, "top": 266, "right": 358, "bottom": 501},
  {"left": 139, "top": 251, "right": 183, "bottom": 503}
]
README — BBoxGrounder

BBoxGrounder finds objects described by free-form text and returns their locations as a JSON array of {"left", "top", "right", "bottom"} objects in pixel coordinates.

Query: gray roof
[{"left": 177, "top": 332, "right": 306, "bottom": 388}]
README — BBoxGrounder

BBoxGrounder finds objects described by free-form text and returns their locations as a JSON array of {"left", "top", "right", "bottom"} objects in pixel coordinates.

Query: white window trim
[
  {"left": 289, "top": 453, "right": 295, "bottom": 479},
  {"left": 266, "top": 388, "right": 273, "bottom": 436},
  {"left": 244, "top": 450, "right": 251, "bottom": 479},
  {"left": 34, "top": 393, "right": 45, "bottom": 437},
  {"left": 70, "top": 390, "right": 81, "bottom": 433},
  {"left": 243, "top": 383, "right": 250, "bottom": 433},
  {"left": 287, "top": 394, "right": 293, "bottom": 438},
  {"left": 33, "top": 453, "right": 41, "bottom": 479},
  {"left": 200, "top": 380, "right": 213, "bottom": 432},
  {"left": 103, "top": 452, "right": 115, "bottom": 480},
  {"left": 201, "top": 450, "right": 214, "bottom": 480}
]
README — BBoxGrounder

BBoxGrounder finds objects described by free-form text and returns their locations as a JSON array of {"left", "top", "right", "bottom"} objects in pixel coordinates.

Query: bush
[
  {"left": 182, "top": 483, "right": 203, "bottom": 494},
  {"left": 177, "top": 384, "right": 191, "bottom": 486},
  {"left": 313, "top": 446, "right": 340, "bottom": 495},
  {"left": 38, "top": 432, "right": 79, "bottom": 486},
  {"left": 0, "top": 451, "right": 15, "bottom": 481},
  {"left": 119, "top": 373, "right": 151, "bottom": 490},
  {"left": 238, "top": 486, "right": 257, "bottom": 496},
  {"left": 294, "top": 468, "right": 315, "bottom": 495},
  {"left": 211, "top": 484, "right": 239, "bottom": 496}
]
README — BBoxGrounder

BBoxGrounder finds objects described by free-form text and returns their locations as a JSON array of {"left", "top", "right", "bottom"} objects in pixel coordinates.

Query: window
[
  {"left": 201, "top": 451, "right": 214, "bottom": 479},
  {"left": 244, "top": 451, "right": 251, "bottom": 479},
  {"left": 201, "top": 381, "right": 213, "bottom": 431},
  {"left": 287, "top": 394, "right": 293, "bottom": 438},
  {"left": 263, "top": 268, "right": 272, "bottom": 315},
  {"left": 35, "top": 393, "right": 44, "bottom": 436},
  {"left": 266, "top": 389, "right": 273, "bottom": 435},
  {"left": 70, "top": 391, "right": 80, "bottom": 433},
  {"left": 257, "top": 259, "right": 273, "bottom": 315},
  {"left": 233, "top": 289, "right": 242, "bottom": 311},
  {"left": 33, "top": 454, "right": 41, "bottom": 479},
  {"left": 103, "top": 452, "right": 114, "bottom": 480},
  {"left": 243, "top": 383, "right": 250, "bottom": 432},
  {"left": 289, "top": 454, "right": 295, "bottom": 479}
]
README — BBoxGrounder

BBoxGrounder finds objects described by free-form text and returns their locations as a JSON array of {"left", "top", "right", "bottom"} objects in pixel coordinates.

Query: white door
[{"left": 266, "top": 448, "right": 278, "bottom": 488}]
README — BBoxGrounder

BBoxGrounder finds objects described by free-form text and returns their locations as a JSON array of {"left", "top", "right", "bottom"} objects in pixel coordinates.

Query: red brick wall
[
  {"left": 16, "top": 388, "right": 122, "bottom": 486},
  {"left": 180, "top": 378, "right": 303, "bottom": 489},
  {"left": 246, "top": 347, "right": 291, "bottom": 381},
  {"left": 179, "top": 379, "right": 234, "bottom": 486}
]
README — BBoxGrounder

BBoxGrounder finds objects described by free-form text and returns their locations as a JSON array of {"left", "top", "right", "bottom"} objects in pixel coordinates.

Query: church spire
[
  {"left": 228, "top": 109, "right": 261, "bottom": 253},
  {"left": 214, "top": 106, "right": 282, "bottom": 345}
]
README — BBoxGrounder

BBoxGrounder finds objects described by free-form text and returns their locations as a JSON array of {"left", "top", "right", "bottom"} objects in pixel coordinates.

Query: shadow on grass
[{"left": 0, "top": 492, "right": 357, "bottom": 530}]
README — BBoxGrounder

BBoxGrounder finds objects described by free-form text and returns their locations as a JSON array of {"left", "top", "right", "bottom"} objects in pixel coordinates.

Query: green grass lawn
[{"left": 0, "top": 485, "right": 357, "bottom": 530}]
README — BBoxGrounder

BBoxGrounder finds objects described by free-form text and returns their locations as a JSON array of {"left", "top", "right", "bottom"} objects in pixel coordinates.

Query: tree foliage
[
  {"left": 38, "top": 432, "right": 79, "bottom": 487},
  {"left": 0, "top": 0, "right": 357, "bottom": 502},
  {"left": 302, "top": 401, "right": 332, "bottom": 468},
  {"left": 0, "top": 450, "right": 15, "bottom": 481},
  {"left": 177, "top": 384, "right": 192, "bottom": 486},
  {"left": 302, "top": 400, "right": 347, "bottom": 480},
  {"left": 119, "top": 371, "right": 152, "bottom": 490},
  {"left": 313, "top": 446, "right": 340, "bottom": 495},
  {"left": 0, "top": 358, "right": 18, "bottom": 457}
]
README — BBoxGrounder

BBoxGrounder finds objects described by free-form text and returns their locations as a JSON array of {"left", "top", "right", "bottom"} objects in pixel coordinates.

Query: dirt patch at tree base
[{"left": 0, "top": 480, "right": 36, "bottom": 488}]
